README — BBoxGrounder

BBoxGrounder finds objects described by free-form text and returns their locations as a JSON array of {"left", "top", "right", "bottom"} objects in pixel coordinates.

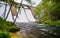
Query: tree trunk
[
  {"left": 13, "top": 0, "right": 23, "bottom": 23},
  {"left": 5, "top": 3, "right": 13, "bottom": 20},
  {"left": 22, "top": 6, "right": 30, "bottom": 22},
  {"left": 3, "top": 3, "right": 7, "bottom": 19},
  {"left": 11, "top": 5, "right": 18, "bottom": 23}
]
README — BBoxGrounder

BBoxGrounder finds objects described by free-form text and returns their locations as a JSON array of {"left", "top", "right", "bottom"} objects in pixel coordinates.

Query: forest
[
  {"left": 35, "top": 0, "right": 60, "bottom": 26},
  {"left": 0, "top": 0, "right": 60, "bottom": 38}
]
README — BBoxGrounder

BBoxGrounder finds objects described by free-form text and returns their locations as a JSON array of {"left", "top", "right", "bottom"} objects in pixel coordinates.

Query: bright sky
[{"left": 14, "top": 0, "right": 41, "bottom": 7}]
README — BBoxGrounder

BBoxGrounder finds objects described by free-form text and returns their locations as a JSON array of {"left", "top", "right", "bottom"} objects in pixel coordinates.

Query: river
[{"left": 15, "top": 22, "right": 60, "bottom": 38}]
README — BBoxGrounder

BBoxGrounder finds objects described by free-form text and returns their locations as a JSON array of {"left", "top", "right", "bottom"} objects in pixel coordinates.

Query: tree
[
  {"left": 35, "top": 0, "right": 60, "bottom": 26},
  {"left": 0, "top": 0, "right": 34, "bottom": 23},
  {"left": 50, "top": 0, "right": 60, "bottom": 20},
  {"left": 35, "top": 0, "right": 52, "bottom": 22}
]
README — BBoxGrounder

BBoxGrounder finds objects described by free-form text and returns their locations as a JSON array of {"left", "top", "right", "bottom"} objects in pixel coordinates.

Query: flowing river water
[{"left": 15, "top": 22, "right": 60, "bottom": 38}]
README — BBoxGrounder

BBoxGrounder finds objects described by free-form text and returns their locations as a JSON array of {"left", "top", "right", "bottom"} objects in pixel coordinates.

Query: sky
[{"left": 14, "top": 0, "right": 41, "bottom": 7}]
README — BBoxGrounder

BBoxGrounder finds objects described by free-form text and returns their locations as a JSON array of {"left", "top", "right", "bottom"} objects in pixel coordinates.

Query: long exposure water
[{"left": 15, "top": 22, "right": 60, "bottom": 38}]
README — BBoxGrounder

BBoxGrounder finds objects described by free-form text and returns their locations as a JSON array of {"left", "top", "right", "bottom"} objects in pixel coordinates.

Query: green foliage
[
  {"left": 35, "top": 0, "right": 60, "bottom": 26},
  {"left": 35, "top": 0, "right": 51, "bottom": 19},
  {"left": 50, "top": 0, "right": 60, "bottom": 20},
  {"left": 26, "top": 0, "right": 31, "bottom": 2},
  {"left": 0, "top": 18, "right": 20, "bottom": 32},
  {"left": 0, "top": 30, "right": 10, "bottom": 38},
  {"left": 0, "top": 0, "right": 32, "bottom": 8},
  {"left": 8, "top": 26, "right": 20, "bottom": 33},
  {"left": 37, "top": 18, "right": 60, "bottom": 26},
  {"left": 0, "top": 0, "right": 6, "bottom": 2},
  {"left": 0, "top": 0, "right": 20, "bottom": 8},
  {"left": 35, "top": 3, "right": 41, "bottom": 16},
  {"left": 26, "top": 0, "right": 31, "bottom": 4},
  {"left": 43, "top": 20, "right": 60, "bottom": 26}
]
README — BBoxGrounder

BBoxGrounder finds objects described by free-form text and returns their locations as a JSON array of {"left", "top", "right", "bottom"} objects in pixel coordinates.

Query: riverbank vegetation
[
  {"left": 0, "top": 0, "right": 33, "bottom": 38},
  {"left": 35, "top": 0, "right": 60, "bottom": 26},
  {"left": 0, "top": 0, "right": 60, "bottom": 38},
  {"left": 0, "top": 18, "right": 20, "bottom": 38}
]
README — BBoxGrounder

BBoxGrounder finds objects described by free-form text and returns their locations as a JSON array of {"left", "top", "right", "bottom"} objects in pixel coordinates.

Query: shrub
[
  {"left": 8, "top": 26, "right": 20, "bottom": 33},
  {"left": 0, "top": 30, "right": 10, "bottom": 38},
  {"left": 0, "top": 18, "right": 20, "bottom": 32},
  {"left": 43, "top": 20, "right": 60, "bottom": 26}
]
